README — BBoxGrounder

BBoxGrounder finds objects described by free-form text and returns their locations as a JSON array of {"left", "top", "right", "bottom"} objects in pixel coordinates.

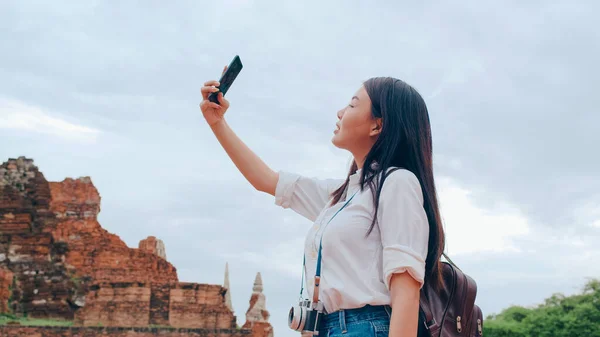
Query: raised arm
[
  {"left": 200, "top": 72, "right": 344, "bottom": 221},
  {"left": 200, "top": 76, "right": 278, "bottom": 196},
  {"left": 210, "top": 119, "right": 278, "bottom": 195}
]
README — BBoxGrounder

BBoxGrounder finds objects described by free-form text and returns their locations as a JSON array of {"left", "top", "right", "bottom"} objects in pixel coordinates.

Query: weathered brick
[{"left": 0, "top": 157, "right": 273, "bottom": 336}]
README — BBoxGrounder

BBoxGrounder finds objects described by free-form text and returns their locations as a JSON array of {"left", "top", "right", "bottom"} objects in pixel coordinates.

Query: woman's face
[{"left": 331, "top": 86, "right": 381, "bottom": 153}]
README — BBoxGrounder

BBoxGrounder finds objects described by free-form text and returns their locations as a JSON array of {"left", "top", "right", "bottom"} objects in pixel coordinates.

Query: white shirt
[{"left": 274, "top": 167, "right": 429, "bottom": 313}]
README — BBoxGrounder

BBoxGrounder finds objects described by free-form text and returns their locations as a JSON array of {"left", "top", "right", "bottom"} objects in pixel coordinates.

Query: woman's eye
[{"left": 348, "top": 104, "right": 355, "bottom": 108}]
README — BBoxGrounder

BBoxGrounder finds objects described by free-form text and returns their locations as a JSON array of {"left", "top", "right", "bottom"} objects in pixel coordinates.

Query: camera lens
[{"left": 288, "top": 306, "right": 306, "bottom": 331}]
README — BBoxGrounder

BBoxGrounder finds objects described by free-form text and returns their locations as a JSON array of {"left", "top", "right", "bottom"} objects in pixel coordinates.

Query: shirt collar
[
  {"left": 349, "top": 169, "right": 362, "bottom": 186},
  {"left": 348, "top": 161, "right": 380, "bottom": 192},
  {"left": 349, "top": 161, "right": 379, "bottom": 184}
]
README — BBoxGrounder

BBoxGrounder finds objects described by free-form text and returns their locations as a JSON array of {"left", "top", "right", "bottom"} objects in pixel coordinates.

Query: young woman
[{"left": 200, "top": 75, "right": 445, "bottom": 337}]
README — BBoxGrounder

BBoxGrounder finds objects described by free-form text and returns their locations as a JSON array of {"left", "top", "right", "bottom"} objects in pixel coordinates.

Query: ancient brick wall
[
  {"left": 49, "top": 177, "right": 178, "bottom": 285},
  {"left": 0, "top": 157, "right": 274, "bottom": 336},
  {"left": 241, "top": 273, "right": 273, "bottom": 337},
  {"left": 74, "top": 282, "right": 238, "bottom": 329},
  {"left": 149, "top": 282, "right": 171, "bottom": 326},
  {"left": 0, "top": 326, "right": 252, "bottom": 337},
  {"left": 168, "top": 283, "right": 237, "bottom": 329},
  {"left": 244, "top": 322, "right": 275, "bottom": 337},
  {"left": 75, "top": 282, "right": 152, "bottom": 327},
  {"left": 0, "top": 157, "right": 178, "bottom": 320},
  {"left": 0, "top": 267, "right": 14, "bottom": 313},
  {"left": 0, "top": 157, "right": 82, "bottom": 319},
  {"left": 139, "top": 236, "right": 167, "bottom": 260}
]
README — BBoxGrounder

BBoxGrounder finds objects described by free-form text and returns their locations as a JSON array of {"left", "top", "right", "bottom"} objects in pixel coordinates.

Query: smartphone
[{"left": 209, "top": 55, "right": 243, "bottom": 104}]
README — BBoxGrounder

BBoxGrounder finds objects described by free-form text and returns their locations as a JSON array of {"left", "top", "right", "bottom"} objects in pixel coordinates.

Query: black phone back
[{"left": 209, "top": 55, "right": 243, "bottom": 104}]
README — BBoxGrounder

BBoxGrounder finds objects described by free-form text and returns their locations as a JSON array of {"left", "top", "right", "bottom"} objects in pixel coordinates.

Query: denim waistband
[{"left": 320, "top": 305, "right": 392, "bottom": 330}]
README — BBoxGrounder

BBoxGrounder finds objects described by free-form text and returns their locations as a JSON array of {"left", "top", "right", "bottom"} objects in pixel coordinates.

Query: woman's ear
[{"left": 370, "top": 118, "right": 383, "bottom": 136}]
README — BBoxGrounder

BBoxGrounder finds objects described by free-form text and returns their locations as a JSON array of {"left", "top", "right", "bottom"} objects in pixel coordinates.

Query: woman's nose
[{"left": 337, "top": 108, "right": 344, "bottom": 119}]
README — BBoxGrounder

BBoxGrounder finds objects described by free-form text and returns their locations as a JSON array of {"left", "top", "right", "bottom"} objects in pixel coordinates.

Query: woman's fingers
[
  {"left": 200, "top": 65, "right": 227, "bottom": 103},
  {"left": 217, "top": 92, "right": 229, "bottom": 108},
  {"left": 204, "top": 80, "right": 220, "bottom": 87},
  {"left": 201, "top": 85, "right": 220, "bottom": 100},
  {"left": 200, "top": 99, "right": 222, "bottom": 111}
]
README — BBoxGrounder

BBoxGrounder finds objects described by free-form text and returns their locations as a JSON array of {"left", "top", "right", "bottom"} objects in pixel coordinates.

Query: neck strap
[{"left": 299, "top": 192, "right": 357, "bottom": 298}]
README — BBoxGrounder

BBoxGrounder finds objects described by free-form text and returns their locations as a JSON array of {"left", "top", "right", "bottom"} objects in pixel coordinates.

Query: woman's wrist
[{"left": 210, "top": 118, "right": 227, "bottom": 132}]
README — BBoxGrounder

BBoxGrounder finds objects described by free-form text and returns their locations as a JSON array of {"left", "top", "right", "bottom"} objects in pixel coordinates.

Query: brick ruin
[
  {"left": 0, "top": 157, "right": 274, "bottom": 337},
  {"left": 242, "top": 273, "right": 273, "bottom": 337}
]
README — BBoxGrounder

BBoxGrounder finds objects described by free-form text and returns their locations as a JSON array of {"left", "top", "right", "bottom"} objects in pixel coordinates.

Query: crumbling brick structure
[{"left": 0, "top": 157, "right": 273, "bottom": 336}]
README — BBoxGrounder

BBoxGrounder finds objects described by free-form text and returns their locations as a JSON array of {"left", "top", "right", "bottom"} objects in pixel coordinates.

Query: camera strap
[{"left": 299, "top": 191, "right": 358, "bottom": 298}]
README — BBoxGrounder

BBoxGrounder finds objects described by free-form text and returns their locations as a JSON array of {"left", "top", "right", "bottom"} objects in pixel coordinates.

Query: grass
[
  {"left": 148, "top": 324, "right": 173, "bottom": 329},
  {"left": 0, "top": 313, "right": 73, "bottom": 327}
]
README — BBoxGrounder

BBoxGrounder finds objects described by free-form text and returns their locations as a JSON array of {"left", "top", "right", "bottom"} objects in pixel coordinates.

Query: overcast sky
[{"left": 1, "top": 1, "right": 599, "bottom": 336}]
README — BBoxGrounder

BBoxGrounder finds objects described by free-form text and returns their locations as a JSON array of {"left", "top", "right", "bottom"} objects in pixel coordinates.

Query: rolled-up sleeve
[
  {"left": 378, "top": 169, "right": 429, "bottom": 290},
  {"left": 275, "top": 171, "right": 344, "bottom": 222}
]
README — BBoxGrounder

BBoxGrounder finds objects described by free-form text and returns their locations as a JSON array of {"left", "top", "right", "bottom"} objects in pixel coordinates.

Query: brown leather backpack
[{"left": 418, "top": 254, "right": 483, "bottom": 337}]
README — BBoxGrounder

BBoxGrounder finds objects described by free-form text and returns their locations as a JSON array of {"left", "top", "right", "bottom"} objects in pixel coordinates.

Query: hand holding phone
[
  {"left": 200, "top": 55, "right": 243, "bottom": 126},
  {"left": 208, "top": 55, "right": 243, "bottom": 105}
]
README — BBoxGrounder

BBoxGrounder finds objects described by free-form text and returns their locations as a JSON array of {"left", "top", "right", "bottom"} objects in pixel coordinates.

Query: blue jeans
[{"left": 317, "top": 304, "right": 391, "bottom": 337}]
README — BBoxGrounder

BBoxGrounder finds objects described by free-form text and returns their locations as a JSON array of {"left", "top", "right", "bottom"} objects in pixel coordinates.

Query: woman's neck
[
  {"left": 353, "top": 157, "right": 364, "bottom": 170},
  {"left": 353, "top": 151, "right": 368, "bottom": 170}
]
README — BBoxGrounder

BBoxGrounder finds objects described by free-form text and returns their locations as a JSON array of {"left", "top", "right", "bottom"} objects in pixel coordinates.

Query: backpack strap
[
  {"left": 442, "top": 252, "right": 461, "bottom": 272},
  {"left": 419, "top": 291, "right": 441, "bottom": 337},
  {"left": 419, "top": 293, "right": 440, "bottom": 336},
  {"left": 419, "top": 252, "right": 459, "bottom": 336}
]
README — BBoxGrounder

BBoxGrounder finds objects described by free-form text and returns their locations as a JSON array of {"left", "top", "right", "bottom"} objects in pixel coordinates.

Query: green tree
[{"left": 485, "top": 278, "right": 600, "bottom": 337}]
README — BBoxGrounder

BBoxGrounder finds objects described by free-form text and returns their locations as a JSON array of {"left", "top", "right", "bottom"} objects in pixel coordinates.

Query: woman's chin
[{"left": 331, "top": 134, "right": 343, "bottom": 149}]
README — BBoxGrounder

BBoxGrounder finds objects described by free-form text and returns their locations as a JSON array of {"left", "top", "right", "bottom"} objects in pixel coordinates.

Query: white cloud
[
  {"left": 219, "top": 237, "right": 305, "bottom": 278},
  {"left": 427, "top": 50, "right": 486, "bottom": 100},
  {"left": 437, "top": 176, "right": 530, "bottom": 255},
  {"left": 0, "top": 98, "right": 100, "bottom": 142},
  {"left": 571, "top": 199, "right": 600, "bottom": 230},
  {"left": 1, "top": 1, "right": 599, "bottom": 336}
]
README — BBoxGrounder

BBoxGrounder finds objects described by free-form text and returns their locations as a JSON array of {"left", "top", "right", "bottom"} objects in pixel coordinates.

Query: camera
[{"left": 288, "top": 299, "right": 325, "bottom": 335}]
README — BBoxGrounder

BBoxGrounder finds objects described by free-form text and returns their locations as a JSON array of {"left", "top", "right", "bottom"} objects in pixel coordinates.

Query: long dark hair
[{"left": 330, "top": 77, "right": 445, "bottom": 289}]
